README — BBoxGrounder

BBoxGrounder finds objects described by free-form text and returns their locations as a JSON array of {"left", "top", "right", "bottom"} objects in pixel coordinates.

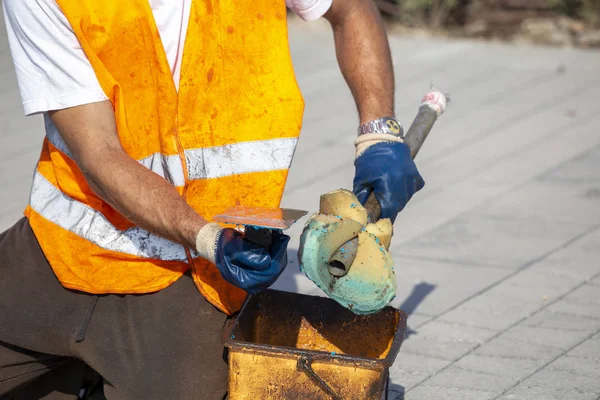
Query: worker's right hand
[
  {"left": 196, "top": 223, "right": 290, "bottom": 294},
  {"left": 353, "top": 140, "right": 424, "bottom": 224}
]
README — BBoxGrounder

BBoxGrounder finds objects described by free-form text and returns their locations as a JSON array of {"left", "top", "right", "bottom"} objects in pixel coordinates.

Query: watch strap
[{"left": 358, "top": 117, "right": 404, "bottom": 137}]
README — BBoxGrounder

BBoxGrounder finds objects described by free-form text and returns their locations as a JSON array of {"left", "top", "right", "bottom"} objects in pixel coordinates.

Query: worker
[{"left": 0, "top": 0, "right": 424, "bottom": 398}]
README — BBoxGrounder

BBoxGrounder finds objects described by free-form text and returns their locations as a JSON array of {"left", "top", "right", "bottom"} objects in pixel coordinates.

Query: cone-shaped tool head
[{"left": 298, "top": 189, "right": 397, "bottom": 315}]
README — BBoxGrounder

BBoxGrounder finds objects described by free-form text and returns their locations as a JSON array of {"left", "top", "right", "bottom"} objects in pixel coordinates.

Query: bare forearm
[
  {"left": 49, "top": 102, "right": 206, "bottom": 250},
  {"left": 82, "top": 151, "right": 206, "bottom": 249},
  {"left": 326, "top": 0, "right": 395, "bottom": 124}
]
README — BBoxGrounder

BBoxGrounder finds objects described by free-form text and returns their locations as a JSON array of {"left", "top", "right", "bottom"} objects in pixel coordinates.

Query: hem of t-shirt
[
  {"left": 294, "top": 0, "right": 333, "bottom": 21},
  {"left": 23, "top": 91, "right": 110, "bottom": 116}
]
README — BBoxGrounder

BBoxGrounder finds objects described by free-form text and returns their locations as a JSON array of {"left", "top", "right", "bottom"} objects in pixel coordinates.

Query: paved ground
[{"left": 2, "top": 9, "right": 600, "bottom": 400}]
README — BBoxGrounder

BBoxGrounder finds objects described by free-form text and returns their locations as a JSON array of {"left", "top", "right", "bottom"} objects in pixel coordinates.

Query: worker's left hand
[
  {"left": 215, "top": 228, "right": 290, "bottom": 295},
  {"left": 353, "top": 140, "right": 424, "bottom": 223},
  {"left": 196, "top": 223, "right": 290, "bottom": 294}
]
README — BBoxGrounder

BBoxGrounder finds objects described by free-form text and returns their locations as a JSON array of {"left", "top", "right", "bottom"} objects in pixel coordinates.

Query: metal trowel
[{"left": 213, "top": 206, "right": 307, "bottom": 247}]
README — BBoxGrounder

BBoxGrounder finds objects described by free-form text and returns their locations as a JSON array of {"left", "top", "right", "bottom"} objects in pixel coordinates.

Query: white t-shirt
[{"left": 3, "top": 0, "right": 332, "bottom": 116}]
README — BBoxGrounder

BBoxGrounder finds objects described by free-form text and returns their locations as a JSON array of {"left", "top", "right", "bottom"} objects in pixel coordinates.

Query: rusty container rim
[{"left": 224, "top": 289, "right": 408, "bottom": 369}]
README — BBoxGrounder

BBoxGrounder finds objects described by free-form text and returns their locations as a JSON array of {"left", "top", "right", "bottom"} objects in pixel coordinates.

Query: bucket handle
[{"left": 297, "top": 357, "right": 343, "bottom": 400}]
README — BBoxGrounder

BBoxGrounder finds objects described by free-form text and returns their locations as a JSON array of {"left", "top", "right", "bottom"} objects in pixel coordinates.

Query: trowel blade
[{"left": 213, "top": 206, "right": 308, "bottom": 230}]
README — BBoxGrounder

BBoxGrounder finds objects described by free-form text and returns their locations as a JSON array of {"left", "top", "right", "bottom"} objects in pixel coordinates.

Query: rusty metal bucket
[{"left": 224, "top": 289, "right": 407, "bottom": 399}]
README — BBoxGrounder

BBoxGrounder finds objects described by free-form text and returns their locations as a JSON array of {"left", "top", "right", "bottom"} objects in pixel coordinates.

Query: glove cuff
[
  {"left": 355, "top": 133, "right": 404, "bottom": 159},
  {"left": 195, "top": 222, "right": 224, "bottom": 264}
]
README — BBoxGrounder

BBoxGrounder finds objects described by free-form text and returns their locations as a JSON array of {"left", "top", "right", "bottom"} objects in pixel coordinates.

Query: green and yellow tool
[{"left": 298, "top": 90, "right": 449, "bottom": 315}]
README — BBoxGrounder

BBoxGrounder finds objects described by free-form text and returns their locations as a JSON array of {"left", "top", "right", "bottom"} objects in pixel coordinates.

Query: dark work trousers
[{"left": 0, "top": 217, "right": 232, "bottom": 400}]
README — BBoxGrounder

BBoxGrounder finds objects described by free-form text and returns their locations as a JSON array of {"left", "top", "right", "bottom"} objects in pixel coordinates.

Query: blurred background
[
  {"left": 375, "top": 0, "right": 600, "bottom": 47},
  {"left": 1, "top": 1, "right": 599, "bottom": 399}
]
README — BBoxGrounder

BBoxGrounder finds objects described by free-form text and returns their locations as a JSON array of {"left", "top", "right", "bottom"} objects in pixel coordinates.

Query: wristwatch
[{"left": 357, "top": 117, "right": 404, "bottom": 137}]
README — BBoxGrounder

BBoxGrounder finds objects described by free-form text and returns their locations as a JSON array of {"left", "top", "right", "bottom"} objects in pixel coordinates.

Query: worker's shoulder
[
  {"left": 3, "top": 0, "right": 62, "bottom": 21},
  {"left": 4, "top": 0, "right": 68, "bottom": 38}
]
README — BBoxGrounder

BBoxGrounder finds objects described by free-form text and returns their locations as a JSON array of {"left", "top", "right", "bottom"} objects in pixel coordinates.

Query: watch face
[{"left": 386, "top": 119, "right": 402, "bottom": 135}]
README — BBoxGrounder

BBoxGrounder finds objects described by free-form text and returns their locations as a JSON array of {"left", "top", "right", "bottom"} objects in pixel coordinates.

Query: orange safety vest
[{"left": 24, "top": 0, "right": 304, "bottom": 315}]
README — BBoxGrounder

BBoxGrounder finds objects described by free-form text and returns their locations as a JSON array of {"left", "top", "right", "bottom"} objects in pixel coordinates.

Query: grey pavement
[{"left": 1, "top": 9, "right": 600, "bottom": 400}]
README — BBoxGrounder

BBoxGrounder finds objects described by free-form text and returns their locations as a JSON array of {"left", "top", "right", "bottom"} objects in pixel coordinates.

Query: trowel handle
[
  {"left": 364, "top": 102, "right": 444, "bottom": 224},
  {"left": 244, "top": 227, "right": 272, "bottom": 248}
]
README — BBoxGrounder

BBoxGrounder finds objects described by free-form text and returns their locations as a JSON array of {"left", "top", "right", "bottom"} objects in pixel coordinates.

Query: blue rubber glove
[
  {"left": 353, "top": 141, "right": 425, "bottom": 223},
  {"left": 214, "top": 229, "right": 290, "bottom": 295}
]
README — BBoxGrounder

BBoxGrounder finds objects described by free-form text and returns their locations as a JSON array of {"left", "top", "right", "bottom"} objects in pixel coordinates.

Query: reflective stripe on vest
[
  {"left": 36, "top": 134, "right": 298, "bottom": 261},
  {"left": 185, "top": 138, "right": 298, "bottom": 180},
  {"left": 30, "top": 171, "right": 189, "bottom": 261},
  {"left": 46, "top": 116, "right": 298, "bottom": 186}
]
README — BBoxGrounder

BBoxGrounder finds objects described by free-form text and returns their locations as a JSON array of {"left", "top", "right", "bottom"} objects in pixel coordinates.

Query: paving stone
[
  {"left": 521, "top": 308, "right": 600, "bottom": 332},
  {"left": 522, "top": 366, "right": 600, "bottom": 394},
  {"left": 538, "top": 229, "right": 600, "bottom": 281},
  {"left": 418, "top": 365, "right": 515, "bottom": 394},
  {"left": 453, "top": 354, "right": 540, "bottom": 379},
  {"left": 400, "top": 334, "right": 479, "bottom": 362},
  {"left": 394, "top": 211, "right": 587, "bottom": 269},
  {"left": 500, "top": 325, "right": 595, "bottom": 351},
  {"left": 488, "top": 265, "right": 583, "bottom": 305},
  {"left": 412, "top": 320, "right": 496, "bottom": 345},
  {"left": 387, "top": 258, "right": 508, "bottom": 317},
  {"left": 563, "top": 284, "right": 600, "bottom": 306},
  {"left": 431, "top": 248, "right": 598, "bottom": 332},
  {"left": 406, "top": 312, "right": 434, "bottom": 326},
  {"left": 0, "top": 213, "right": 21, "bottom": 233},
  {"left": 438, "top": 290, "right": 543, "bottom": 331},
  {"left": 473, "top": 179, "right": 600, "bottom": 228},
  {"left": 499, "top": 385, "right": 599, "bottom": 400},
  {"left": 0, "top": 179, "right": 34, "bottom": 212},
  {"left": 548, "top": 300, "right": 600, "bottom": 321},
  {"left": 567, "top": 333, "right": 600, "bottom": 360},
  {"left": 538, "top": 145, "right": 600, "bottom": 186},
  {"left": 547, "top": 354, "right": 600, "bottom": 383},
  {"left": 389, "top": 352, "right": 452, "bottom": 391},
  {"left": 472, "top": 337, "right": 562, "bottom": 363},
  {"left": 406, "top": 385, "right": 497, "bottom": 400}
]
